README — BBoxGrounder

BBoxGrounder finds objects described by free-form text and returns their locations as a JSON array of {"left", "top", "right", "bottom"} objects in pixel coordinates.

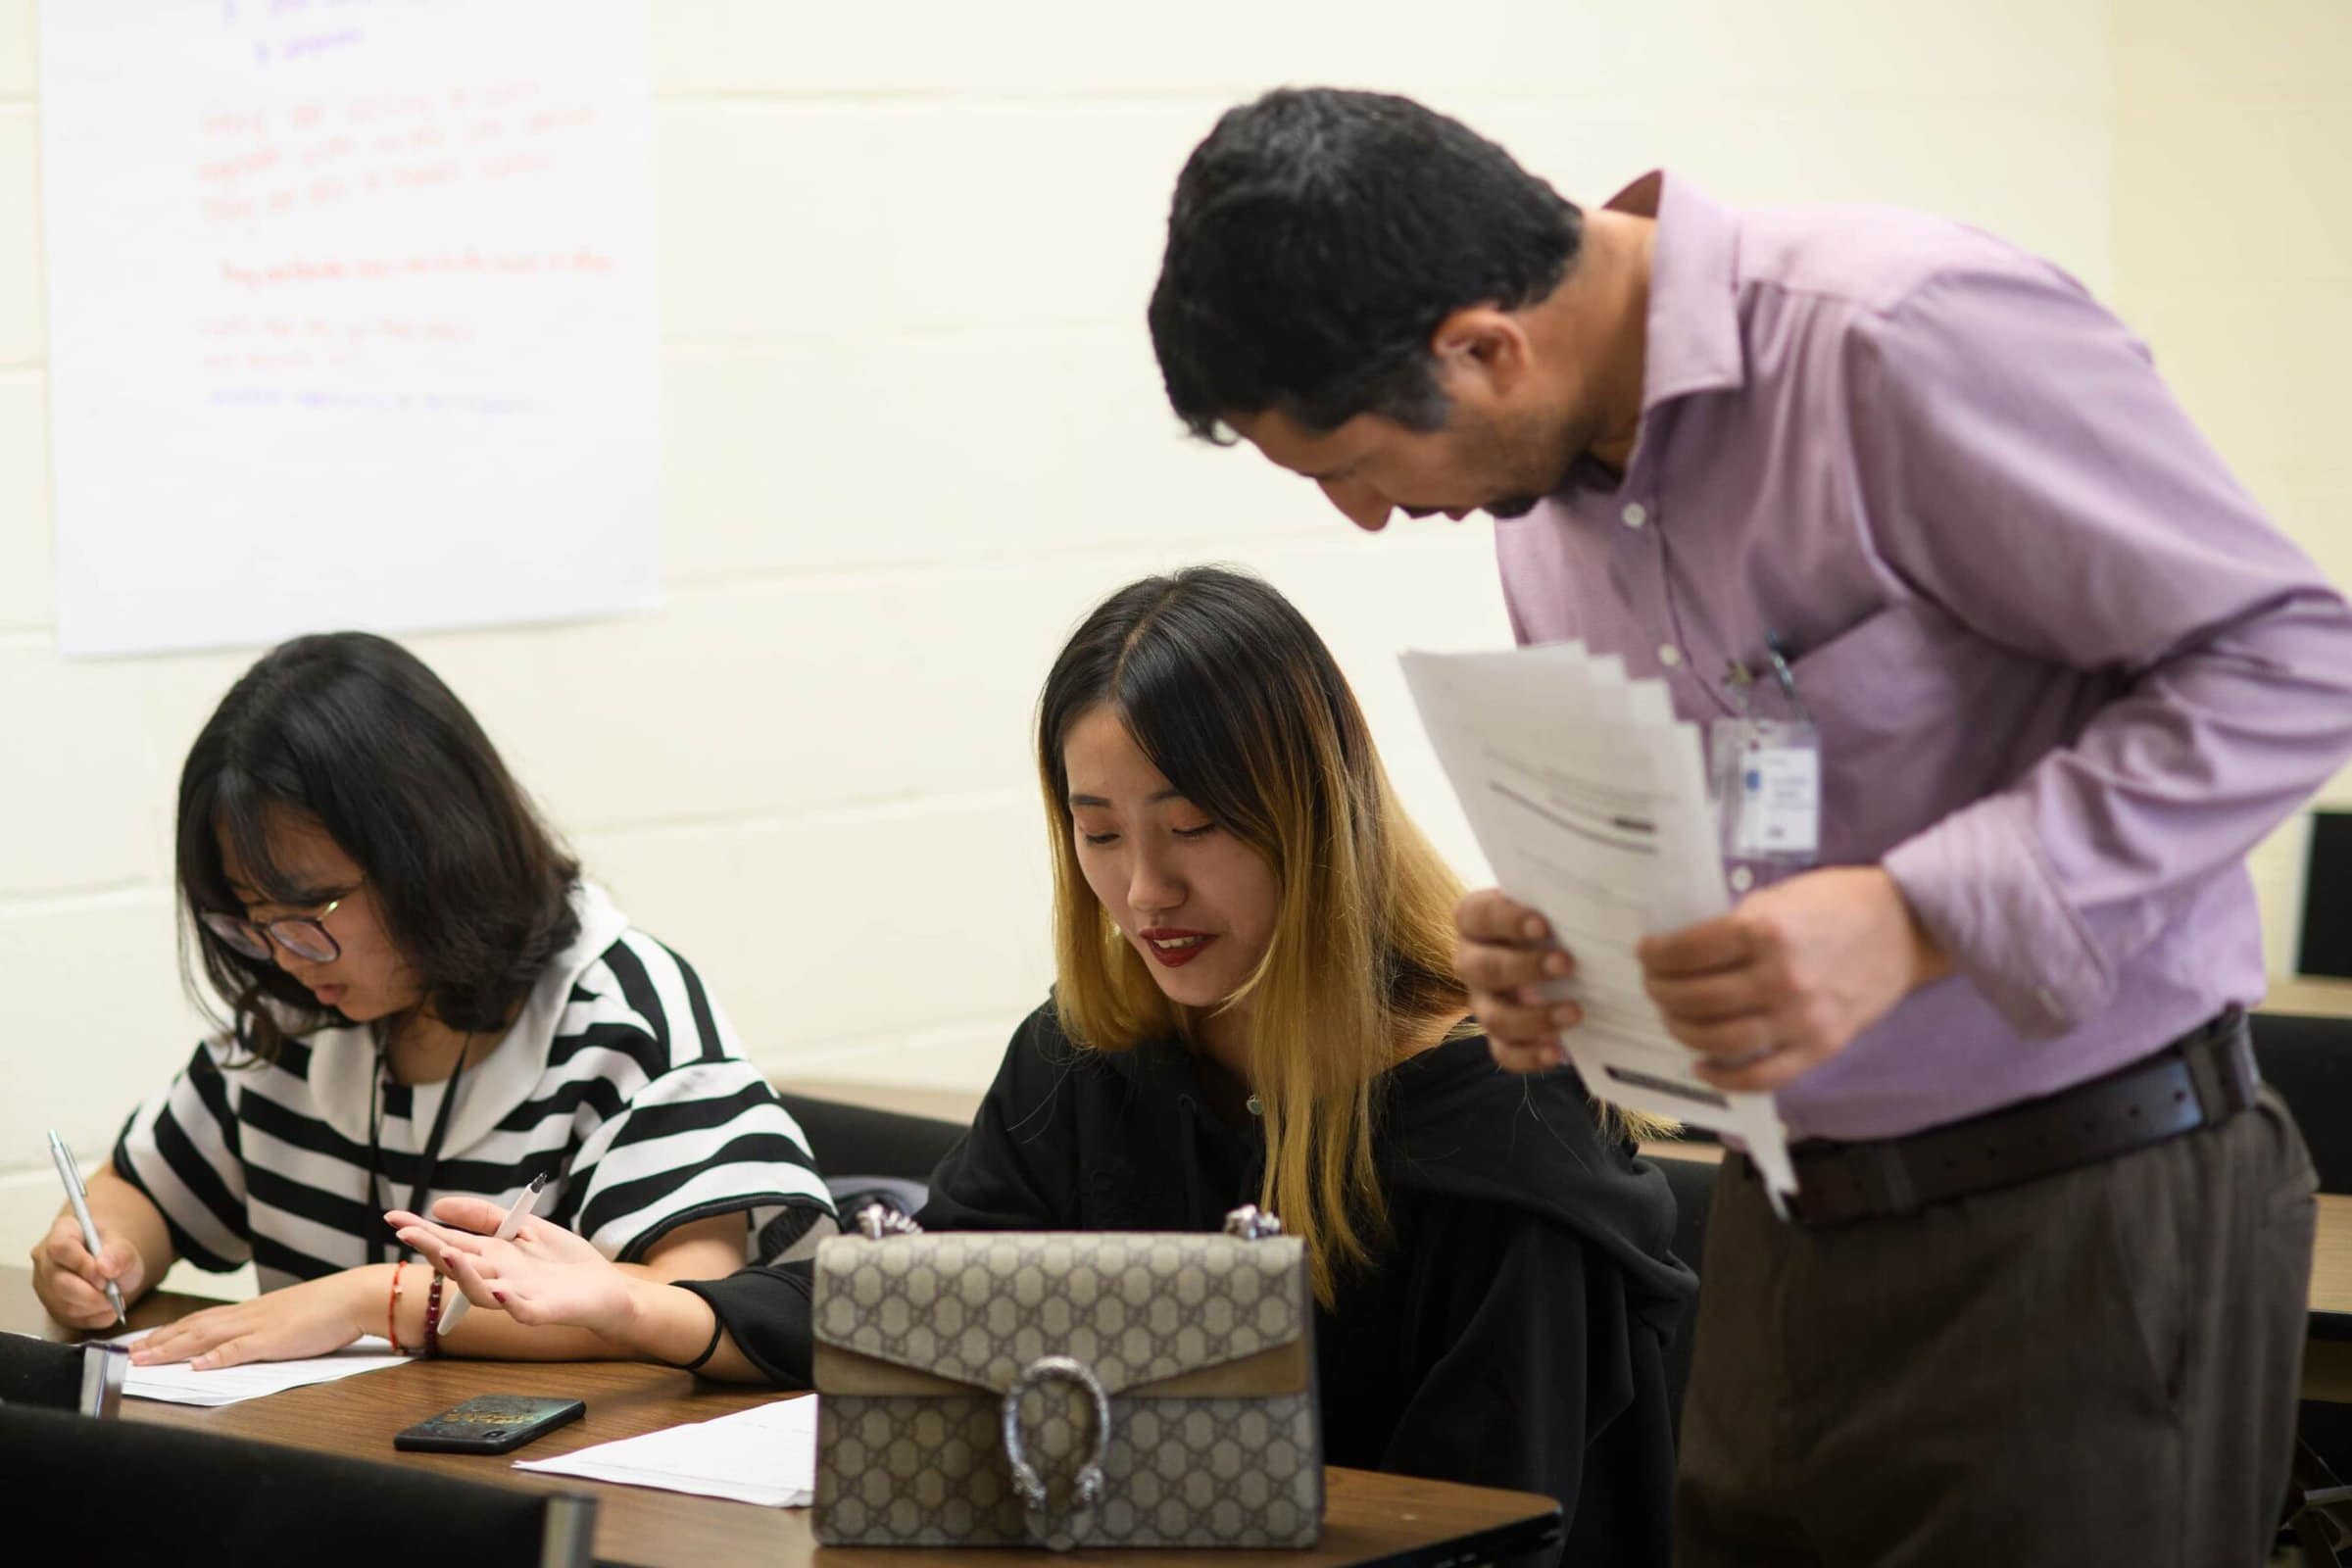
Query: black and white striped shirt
[{"left": 115, "top": 884, "right": 832, "bottom": 1292}]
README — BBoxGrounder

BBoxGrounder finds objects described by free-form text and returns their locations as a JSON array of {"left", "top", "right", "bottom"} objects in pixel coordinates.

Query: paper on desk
[
  {"left": 514, "top": 1395, "right": 818, "bottom": 1508},
  {"left": 1401, "top": 644, "right": 1798, "bottom": 1204},
  {"left": 108, "top": 1330, "right": 411, "bottom": 1407}
]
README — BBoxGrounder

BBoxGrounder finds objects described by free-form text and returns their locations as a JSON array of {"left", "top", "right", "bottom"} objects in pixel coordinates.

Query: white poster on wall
[{"left": 40, "top": 0, "right": 661, "bottom": 658}]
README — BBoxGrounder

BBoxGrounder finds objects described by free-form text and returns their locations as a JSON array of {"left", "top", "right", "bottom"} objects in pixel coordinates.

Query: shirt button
[
  {"left": 1728, "top": 866, "right": 1754, "bottom": 893},
  {"left": 1657, "top": 644, "right": 1683, "bottom": 667},
  {"left": 1621, "top": 503, "right": 1647, "bottom": 529}
]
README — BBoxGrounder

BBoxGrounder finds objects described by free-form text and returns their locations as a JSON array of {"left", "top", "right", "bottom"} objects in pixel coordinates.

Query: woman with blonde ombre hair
[
  {"left": 392, "top": 567, "right": 1693, "bottom": 1565},
  {"left": 1039, "top": 564, "right": 1477, "bottom": 1308}
]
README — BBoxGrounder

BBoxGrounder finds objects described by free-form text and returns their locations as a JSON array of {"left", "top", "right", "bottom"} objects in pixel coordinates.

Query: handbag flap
[{"left": 812, "top": 1231, "right": 1310, "bottom": 1396}]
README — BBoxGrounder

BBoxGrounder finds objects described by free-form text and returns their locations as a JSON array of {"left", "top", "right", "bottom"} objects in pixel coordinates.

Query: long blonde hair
[{"left": 1037, "top": 568, "right": 1474, "bottom": 1305}]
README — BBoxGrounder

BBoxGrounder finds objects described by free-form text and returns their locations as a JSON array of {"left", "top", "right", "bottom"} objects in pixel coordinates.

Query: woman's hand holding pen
[
  {"left": 393, "top": 1200, "right": 732, "bottom": 1371},
  {"left": 129, "top": 1270, "right": 374, "bottom": 1369},
  {"left": 29, "top": 1210, "right": 147, "bottom": 1330},
  {"left": 390, "top": 1197, "right": 636, "bottom": 1341}
]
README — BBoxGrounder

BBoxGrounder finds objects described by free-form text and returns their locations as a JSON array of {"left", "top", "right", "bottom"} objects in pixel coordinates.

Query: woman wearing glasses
[{"left": 28, "top": 632, "right": 834, "bottom": 1365}]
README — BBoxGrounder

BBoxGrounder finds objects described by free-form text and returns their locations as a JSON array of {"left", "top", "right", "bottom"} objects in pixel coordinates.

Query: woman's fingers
[
  {"left": 31, "top": 1216, "right": 124, "bottom": 1325},
  {"left": 511, "top": 1214, "right": 563, "bottom": 1248},
  {"left": 396, "top": 1228, "right": 501, "bottom": 1297},
  {"left": 189, "top": 1335, "right": 260, "bottom": 1372},
  {"left": 39, "top": 1270, "right": 118, "bottom": 1329},
  {"left": 386, "top": 1212, "right": 493, "bottom": 1259},
  {"left": 444, "top": 1248, "right": 519, "bottom": 1315},
  {"left": 426, "top": 1195, "right": 513, "bottom": 1234},
  {"left": 133, "top": 1306, "right": 238, "bottom": 1364},
  {"left": 94, "top": 1239, "right": 143, "bottom": 1296}
]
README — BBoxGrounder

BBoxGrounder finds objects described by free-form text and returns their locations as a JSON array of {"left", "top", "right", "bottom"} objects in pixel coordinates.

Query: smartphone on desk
[{"left": 393, "top": 1394, "right": 585, "bottom": 1454}]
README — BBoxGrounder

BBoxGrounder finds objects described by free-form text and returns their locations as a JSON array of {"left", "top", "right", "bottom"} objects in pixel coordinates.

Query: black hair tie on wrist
[{"left": 675, "top": 1302, "right": 725, "bottom": 1373}]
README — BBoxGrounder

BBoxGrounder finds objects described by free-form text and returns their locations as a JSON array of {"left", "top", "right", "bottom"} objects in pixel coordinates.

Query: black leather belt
[{"left": 1765, "top": 1009, "right": 2259, "bottom": 1228}]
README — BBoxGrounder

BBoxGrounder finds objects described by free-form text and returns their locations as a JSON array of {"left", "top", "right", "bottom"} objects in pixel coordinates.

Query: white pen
[
  {"left": 433, "top": 1172, "right": 549, "bottom": 1333},
  {"left": 47, "top": 1130, "right": 125, "bottom": 1325}
]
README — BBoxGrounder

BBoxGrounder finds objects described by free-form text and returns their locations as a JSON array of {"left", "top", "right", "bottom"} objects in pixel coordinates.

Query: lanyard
[
  {"left": 366, "top": 1034, "right": 471, "bottom": 1266},
  {"left": 1636, "top": 467, "right": 1808, "bottom": 723}
]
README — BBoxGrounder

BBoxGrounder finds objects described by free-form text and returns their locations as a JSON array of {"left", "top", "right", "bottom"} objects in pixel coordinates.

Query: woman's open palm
[{"left": 388, "top": 1197, "right": 634, "bottom": 1341}]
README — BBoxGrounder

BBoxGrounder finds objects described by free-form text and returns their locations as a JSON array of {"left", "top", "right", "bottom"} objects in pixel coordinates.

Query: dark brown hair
[
  {"left": 176, "top": 632, "right": 580, "bottom": 1059},
  {"left": 1150, "top": 87, "right": 1582, "bottom": 440}
]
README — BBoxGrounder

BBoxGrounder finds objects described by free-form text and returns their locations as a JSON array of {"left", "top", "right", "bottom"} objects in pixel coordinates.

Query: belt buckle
[{"left": 2181, "top": 1013, "right": 2258, "bottom": 1120}]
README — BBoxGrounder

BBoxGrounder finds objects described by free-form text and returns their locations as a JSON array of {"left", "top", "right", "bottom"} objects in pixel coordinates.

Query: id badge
[{"left": 1710, "top": 717, "right": 1821, "bottom": 865}]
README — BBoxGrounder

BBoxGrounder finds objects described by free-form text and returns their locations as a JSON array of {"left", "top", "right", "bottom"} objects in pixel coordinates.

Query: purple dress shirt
[{"left": 1498, "top": 172, "right": 2352, "bottom": 1142}]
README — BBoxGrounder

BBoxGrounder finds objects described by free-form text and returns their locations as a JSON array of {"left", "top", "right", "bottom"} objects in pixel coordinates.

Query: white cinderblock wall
[
  {"left": 2111, "top": 0, "right": 2352, "bottom": 963},
  {"left": 7, "top": 1, "right": 2334, "bottom": 1264}
]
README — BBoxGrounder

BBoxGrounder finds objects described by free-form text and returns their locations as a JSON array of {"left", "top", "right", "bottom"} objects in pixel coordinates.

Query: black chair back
[
  {"left": 0, "top": 1335, "right": 125, "bottom": 1416},
  {"left": 0, "top": 1401, "right": 595, "bottom": 1566},
  {"left": 2250, "top": 1010, "right": 2352, "bottom": 1193},
  {"left": 2233, "top": 1011, "right": 2352, "bottom": 1560},
  {"left": 775, "top": 1091, "right": 966, "bottom": 1183}
]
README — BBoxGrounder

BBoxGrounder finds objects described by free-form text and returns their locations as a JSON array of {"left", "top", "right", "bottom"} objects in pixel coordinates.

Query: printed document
[
  {"left": 1401, "top": 644, "right": 1798, "bottom": 1204},
  {"left": 107, "top": 1330, "right": 410, "bottom": 1407},
  {"left": 515, "top": 1395, "right": 819, "bottom": 1508}
]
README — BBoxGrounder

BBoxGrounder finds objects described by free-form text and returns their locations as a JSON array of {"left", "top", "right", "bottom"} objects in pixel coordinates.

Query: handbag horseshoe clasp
[{"left": 1002, "top": 1353, "right": 1112, "bottom": 1543}]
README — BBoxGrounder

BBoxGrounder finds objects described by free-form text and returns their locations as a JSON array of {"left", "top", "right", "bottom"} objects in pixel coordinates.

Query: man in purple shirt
[{"left": 1150, "top": 87, "right": 2352, "bottom": 1565}]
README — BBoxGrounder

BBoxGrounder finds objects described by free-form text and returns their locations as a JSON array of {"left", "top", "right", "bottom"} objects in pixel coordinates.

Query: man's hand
[
  {"left": 1639, "top": 865, "right": 1950, "bottom": 1093},
  {"left": 1453, "top": 888, "right": 1585, "bottom": 1072}
]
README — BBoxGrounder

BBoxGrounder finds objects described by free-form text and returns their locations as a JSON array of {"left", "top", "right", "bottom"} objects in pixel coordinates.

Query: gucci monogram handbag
[{"left": 811, "top": 1206, "right": 1323, "bottom": 1549}]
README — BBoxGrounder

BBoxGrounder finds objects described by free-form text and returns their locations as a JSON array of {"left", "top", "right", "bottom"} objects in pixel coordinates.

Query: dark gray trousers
[{"left": 1674, "top": 1088, "right": 2316, "bottom": 1567}]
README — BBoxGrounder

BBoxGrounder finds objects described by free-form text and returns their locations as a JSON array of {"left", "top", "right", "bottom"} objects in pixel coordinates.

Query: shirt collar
[
  {"left": 1604, "top": 170, "right": 1745, "bottom": 411},
  {"left": 298, "top": 881, "right": 629, "bottom": 1151}
]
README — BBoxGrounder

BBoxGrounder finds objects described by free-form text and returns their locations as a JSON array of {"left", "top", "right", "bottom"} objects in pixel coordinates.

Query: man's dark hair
[
  {"left": 177, "top": 631, "right": 581, "bottom": 1058},
  {"left": 1148, "top": 87, "right": 1583, "bottom": 442}
]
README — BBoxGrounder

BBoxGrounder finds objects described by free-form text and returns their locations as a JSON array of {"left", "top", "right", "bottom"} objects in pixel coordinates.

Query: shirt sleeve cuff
[
  {"left": 674, "top": 1261, "right": 815, "bottom": 1389},
  {"left": 1881, "top": 793, "right": 2112, "bottom": 1038}
]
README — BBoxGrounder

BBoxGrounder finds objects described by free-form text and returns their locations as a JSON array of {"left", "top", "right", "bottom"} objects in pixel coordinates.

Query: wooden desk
[
  {"left": 2263, "top": 977, "right": 2352, "bottom": 1021},
  {"left": 0, "top": 1269, "right": 1559, "bottom": 1568},
  {"left": 2302, "top": 1195, "right": 2352, "bottom": 1400}
]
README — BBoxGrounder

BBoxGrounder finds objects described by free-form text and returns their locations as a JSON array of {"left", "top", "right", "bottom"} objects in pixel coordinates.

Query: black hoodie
[{"left": 684, "top": 1003, "right": 1695, "bottom": 1566}]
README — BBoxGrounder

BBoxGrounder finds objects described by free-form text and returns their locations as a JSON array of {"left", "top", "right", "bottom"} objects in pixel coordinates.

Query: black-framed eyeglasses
[{"left": 201, "top": 882, "right": 362, "bottom": 965}]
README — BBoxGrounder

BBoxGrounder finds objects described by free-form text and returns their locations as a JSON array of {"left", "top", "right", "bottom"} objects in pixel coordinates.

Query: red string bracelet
[{"left": 385, "top": 1260, "right": 408, "bottom": 1355}]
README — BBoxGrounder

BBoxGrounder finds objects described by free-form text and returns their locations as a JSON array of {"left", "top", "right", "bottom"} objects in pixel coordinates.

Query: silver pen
[
  {"left": 47, "top": 1130, "right": 126, "bottom": 1324},
  {"left": 433, "top": 1172, "right": 550, "bottom": 1334}
]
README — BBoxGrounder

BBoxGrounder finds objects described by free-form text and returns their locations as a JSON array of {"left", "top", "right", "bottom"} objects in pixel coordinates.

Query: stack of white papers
[
  {"left": 109, "top": 1331, "right": 411, "bottom": 1407},
  {"left": 1401, "top": 644, "right": 1797, "bottom": 1203},
  {"left": 515, "top": 1395, "right": 819, "bottom": 1508}
]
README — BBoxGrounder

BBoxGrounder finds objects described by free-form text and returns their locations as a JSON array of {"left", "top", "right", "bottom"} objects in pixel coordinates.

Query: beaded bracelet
[{"left": 422, "top": 1272, "right": 446, "bottom": 1359}]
